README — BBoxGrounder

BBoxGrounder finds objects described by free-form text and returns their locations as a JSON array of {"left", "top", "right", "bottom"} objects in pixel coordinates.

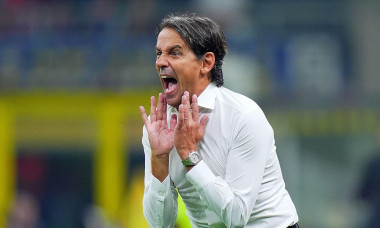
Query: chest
[
  {"left": 169, "top": 118, "right": 232, "bottom": 188},
  {"left": 167, "top": 105, "right": 240, "bottom": 185}
]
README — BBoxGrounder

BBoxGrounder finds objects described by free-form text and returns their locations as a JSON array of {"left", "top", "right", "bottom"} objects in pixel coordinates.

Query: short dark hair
[{"left": 156, "top": 13, "right": 227, "bottom": 87}]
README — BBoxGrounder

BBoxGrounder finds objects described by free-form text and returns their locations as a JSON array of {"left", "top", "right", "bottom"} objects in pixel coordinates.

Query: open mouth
[{"left": 161, "top": 75, "right": 178, "bottom": 94}]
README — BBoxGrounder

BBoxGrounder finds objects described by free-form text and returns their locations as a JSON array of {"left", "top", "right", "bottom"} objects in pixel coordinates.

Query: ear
[{"left": 200, "top": 52, "right": 215, "bottom": 75}]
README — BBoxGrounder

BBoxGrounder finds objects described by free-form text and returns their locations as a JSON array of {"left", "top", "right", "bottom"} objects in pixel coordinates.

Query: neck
[{"left": 174, "top": 81, "right": 211, "bottom": 110}]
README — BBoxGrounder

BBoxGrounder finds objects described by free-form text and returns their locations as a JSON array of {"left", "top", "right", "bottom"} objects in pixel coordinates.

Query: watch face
[
  {"left": 182, "top": 151, "right": 202, "bottom": 167},
  {"left": 189, "top": 152, "right": 201, "bottom": 163}
]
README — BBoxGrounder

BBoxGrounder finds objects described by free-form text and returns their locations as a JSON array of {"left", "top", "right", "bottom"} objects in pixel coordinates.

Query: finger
[
  {"left": 183, "top": 91, "right": 191, "bottom": 108},
  {"left": 191, "top": 94, "right": 199, "bottom": 123},
  {"left": 162, "top": 95, "right": 168, "bottom": 124},
  {"left": 150, "top": 96, "right": 157, "bottom": 122},
  {"left": 198, "top": 114, "right": 209, "bottom": 136},
  {"left": 139, "top": 106, "right": 150, "bottom": 127},
  {"left": 156, "top": 93, "right": 164, "bottom": 121},
  {"left": 176, "top": 104, "right": 184, "bottom": 130},
  {"left": 182, "top": 92, "right": 190, "bottom": 121},
  {"left": 170, "top": 114, "right": 177, "bottom": 130}
]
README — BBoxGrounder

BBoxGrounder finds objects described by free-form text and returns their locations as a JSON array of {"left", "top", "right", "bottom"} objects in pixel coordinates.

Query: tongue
[{"left": 167, "top": 81, "right": 177, "bottom": 92}]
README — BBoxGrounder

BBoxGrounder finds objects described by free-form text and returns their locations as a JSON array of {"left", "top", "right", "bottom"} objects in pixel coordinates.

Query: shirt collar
[
  {"left": 197, "top": 83, "right": 218, "bottom": 110},
  {"left": 168, "top": 83, "right": 218, "bottom": 112}
]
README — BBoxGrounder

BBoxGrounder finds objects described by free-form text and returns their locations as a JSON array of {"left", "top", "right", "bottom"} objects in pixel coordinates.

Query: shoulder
[
  {"left": 216, "top": 87, "right": 264, "bottom": 116},
  {"left": 215, "top": 87, "right": 273, "bottom": 132}
]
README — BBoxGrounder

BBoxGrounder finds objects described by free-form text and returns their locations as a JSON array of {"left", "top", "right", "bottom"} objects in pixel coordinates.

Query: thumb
[{"left": 170, "top": 114, "right": 177, "bottom": 130}]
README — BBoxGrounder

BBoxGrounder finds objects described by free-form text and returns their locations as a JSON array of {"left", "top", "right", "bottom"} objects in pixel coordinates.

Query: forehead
[{"left": 156, "top": 27, "right": 188, "bottom": 49}]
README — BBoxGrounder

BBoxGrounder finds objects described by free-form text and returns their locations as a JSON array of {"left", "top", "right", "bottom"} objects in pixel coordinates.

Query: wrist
[
  {"left": 152, "top": 151, "right": 170, "bottom": 159},
  {"left": 177, "top": 147, "right": 197, "bottom": 160},
  {"left": 151, "top": 153, "right": 169, "bottom": 182},
  {"left": 181, "top": 151, "right": 202, "bottom": 167}
]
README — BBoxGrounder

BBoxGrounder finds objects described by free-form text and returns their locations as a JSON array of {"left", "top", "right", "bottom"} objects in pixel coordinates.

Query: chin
[
  {"left": 168, "top": 101, "right": 180, "bottom": 108},
  {"left": 166, "top": 97, "right": 181, "bottom": 108}
]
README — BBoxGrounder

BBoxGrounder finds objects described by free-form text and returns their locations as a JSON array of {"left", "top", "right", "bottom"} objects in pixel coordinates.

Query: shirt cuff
[
  {"left": 186, "top": 160, "right": 216, "bottom": 191},
  {"left": 150, "top": 175, "right": 171, "bottom": 201}
]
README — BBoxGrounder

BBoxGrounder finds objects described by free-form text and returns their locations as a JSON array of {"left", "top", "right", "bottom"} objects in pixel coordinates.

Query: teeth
[{"left": 161, "top": 75, "right": 169, "bottom": 78}]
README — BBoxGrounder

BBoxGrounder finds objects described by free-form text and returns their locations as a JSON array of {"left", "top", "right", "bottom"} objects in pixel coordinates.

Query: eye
[
  {"left": 156, "top": 50, "right": 162, "bottom": 57},
  {"left": 171, "top": 50, "right": 180, "bottom": 56}
]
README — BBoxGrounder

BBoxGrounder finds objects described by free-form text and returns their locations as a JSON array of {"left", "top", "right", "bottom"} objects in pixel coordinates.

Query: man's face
[{"left": 155, "top": 27, "right": 206, "bottom": 108}]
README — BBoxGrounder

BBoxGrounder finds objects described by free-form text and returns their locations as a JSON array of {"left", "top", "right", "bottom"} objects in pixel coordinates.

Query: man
[{"left": 139, "top": 13, "right": 299, "bottom": 227}]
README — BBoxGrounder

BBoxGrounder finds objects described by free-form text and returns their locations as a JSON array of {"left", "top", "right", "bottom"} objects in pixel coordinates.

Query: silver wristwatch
[{"left": 182, "top": 151, "right": 202, "bottom": 167}]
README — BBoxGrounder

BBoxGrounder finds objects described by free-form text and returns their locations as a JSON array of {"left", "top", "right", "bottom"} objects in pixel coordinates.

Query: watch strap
[{"left": 182, "top": 157, "right": 195, "bottom": 167}]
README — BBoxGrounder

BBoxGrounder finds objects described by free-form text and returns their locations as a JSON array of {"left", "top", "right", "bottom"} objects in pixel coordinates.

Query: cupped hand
[
  {"left": 174, "top": 91, "right": 208, "bottom": 160},
  {"left": 140, "top": 93, "right": 177, "bottom": 157}
]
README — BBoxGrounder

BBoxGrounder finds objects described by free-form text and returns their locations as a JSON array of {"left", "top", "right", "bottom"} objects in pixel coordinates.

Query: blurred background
[{"left": 0, "top": 0, "right": 379, "bottom": 227}]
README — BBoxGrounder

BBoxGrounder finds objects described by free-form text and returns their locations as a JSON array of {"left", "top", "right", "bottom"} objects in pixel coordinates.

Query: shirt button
[{"left": 159, "top": 191, "right": 164, "bottom": 196}]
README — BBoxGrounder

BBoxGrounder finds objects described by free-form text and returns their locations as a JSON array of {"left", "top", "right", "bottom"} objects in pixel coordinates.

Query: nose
[{"left": 156, "top": 55, "right": 169, "bottom": 70}]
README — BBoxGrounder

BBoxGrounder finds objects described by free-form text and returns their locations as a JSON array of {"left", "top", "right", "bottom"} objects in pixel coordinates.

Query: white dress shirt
[{"left": 142, "top": 84, "right": 299, "bottom": 228}]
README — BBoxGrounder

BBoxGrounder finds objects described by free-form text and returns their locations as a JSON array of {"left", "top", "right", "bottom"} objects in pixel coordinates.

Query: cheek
[
  {"left": 155, "top": 64, "right": 161, "bottom": 74},
  {"left": 175, "top": 60, "right": 201, "bottom": 85}
]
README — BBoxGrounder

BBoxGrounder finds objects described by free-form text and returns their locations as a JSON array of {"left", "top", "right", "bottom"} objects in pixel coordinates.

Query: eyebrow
[{"left": 156, "top": 45, "right": 183, "bottom": 52}]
